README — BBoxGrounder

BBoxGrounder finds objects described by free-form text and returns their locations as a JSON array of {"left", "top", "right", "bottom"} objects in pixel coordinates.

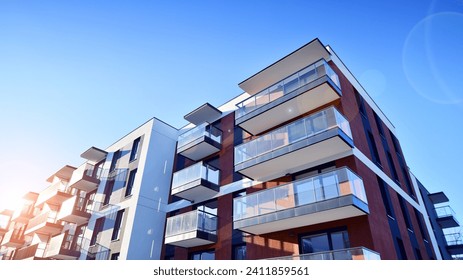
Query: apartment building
[
  {"left": 0, "top": 118, "right": 178, "bottom": 260},
  {"left": 0, "top": 38, "right": 461, "bottom": 260},
  {"left": 415, "top": 176, "right": 462, "bottom": 260},
  {"left": 161, "top": 38, "right": 457, "bottom": 260}
]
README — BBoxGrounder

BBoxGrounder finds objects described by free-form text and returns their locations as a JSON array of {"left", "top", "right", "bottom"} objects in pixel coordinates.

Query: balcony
[
  {"left": 24, "top": 212, "right": 63, "bottom": 236},
  {"left": 0, "top": 227, "right": 6, "bottom": 238},
  {"left": 445, "top": 233, "right": 463, "bottom": 255},
  {"left": 165, "top": 210, "right": 217, "bottom": 248},
  {"left": 428, "top": 191, "right": 449, "bottom": 204},
  {"left": 57, "top": 196, "right": 91, "bottom": 225},
  {"left": 236, "top": 59, "right": 341, "bottom": 135},
  {"left": 43, "top": 233, "right": 81, "bottom": 260},
  {"left": 177, "top": 123, "right": 222, "bottom": 161},
  {"left": 12, "top": 243, "right": 39, "bottom": 260},
  {"left": 35, "top": 181, "right": 73, "bottom": 207},
  {"left": 435, "top": 206, "right": 460, "bottom": 229},
  {"left": 234, "top": 107, "right": 353, "bottom": 181},
  {"left": 171, "top": 162, "right": 220, "bottom": 202},
  {"left": 68, "top": 163, "right": 102, "bottom": 192},
  {"left": 1, "top": 228, "right": 25, "bottom": 247},
  {"left": 268, "top": 247, "right": 380, "bottom": 260},
  {"left": 233, "top": 168, "right": 368, "bottom": 235},
  {"left": 11, "top": 205, "right": 35, "bottom": 224}
]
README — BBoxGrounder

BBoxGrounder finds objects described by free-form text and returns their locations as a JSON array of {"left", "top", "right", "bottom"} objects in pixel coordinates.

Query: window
[
  {"left": 125, "top": 169, "right": 137, "bottom": 197},
  {"left": 111, "top": 209, "right": 125, "bottom": 241},
  {"left": 109, "top": 150, "right": 121, "bottom": 173},
  {"left": 300, "top": 230, "right": 350, "bottom": 258},
  {"left": 390, "top": 131, "right": 401, "bottom": 154},
  {"left": 413, "top": 209, "right": 428, "bottom": 241},
  {"left": 111, "top": 253, "right": 120, "bottom": 260},
  {"left": 129, "top": 137, "right": 141, "bottom": 162},
  {"left": 190, "top": 250, "right": 215, "bottom": 260},
  {"left": 398, "top": 196, "right": 413, "bottom": 231},
  {"left": 386, "top": 151, "right": 399, "bottom": 182},
  {"left": 378, "top": 176, "right": 395, "bottom": 218},
  {"left": 401, "top": 167, "right": 415, "bottom": 197},
  {"left": 103, "top": 179, "right": 115, "bottom": 205},
  {"left": 90, "top": 217, "right": 105, "bottom": 246},
  {"left": 373, "top": 112, "right": 384, "bottom": 136},
  {"left": 367, "top": 131, "right": 381, "bottom": 166},
  {"left": 354, "top": 88, "right": 367, "bottom": 117},
  {"left": 414, "top": 247, "right": 423, "bottom": 260},
  {"left": 233, "top": 244, "right": 247, "bottom": 260},
  {"left": 396, "top": 238, "right": 408, "bottom": 260}
]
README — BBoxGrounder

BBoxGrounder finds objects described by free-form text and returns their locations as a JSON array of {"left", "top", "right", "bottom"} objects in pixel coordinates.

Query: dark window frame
[
  {"left": 129, "top": 137, "right": 141, "bottom": 162},
  {"left": 111, "top": 209, "right": 125, "bottom": 241},
  {"left": 125, "top": 169, "right": 137, "bottom": 197}
]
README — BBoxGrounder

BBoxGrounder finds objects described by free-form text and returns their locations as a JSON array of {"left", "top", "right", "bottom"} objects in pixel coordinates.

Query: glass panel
[
  {"left": 275, "top": 184, "right": 294, "bottom": 211},
  {"left": 298, "top": 64, "right": 317, "bottom": 85},
  {"left": 321, "top": 172, "right": 338, "bottom": 200},
  {"left": 268, "top": 84, "right": 284, "bottom": 102},
  {"left": 331, "top": 231, "right": 350, "bottom": 250},
  {"left": 283, "top": 73, "right": 299, "bottom": 94},
  {"left": 235, "top": 59, "right": 340, "bottom": 118},
  {"left": 294, "top": 178, "right": 315, "bottom": 206},
  {"left": 233, "top": 168, "right": 366, "bottom": 221},
  {"left": 201, "top": 251, "right": 215, "bottom": 260},
  {"left": 234, "top": 107, "right": 351, "bottom": 165},
  {"left": 258, "top": 190, "right": 276, "bottom": 215},
  {"left": 287, "top": 119, "right": 306, "bottom": 143},
  {"left": 301, "top": 234, "right": 330, "bottom": 254},
  {"left": 234, "top": 245, "right": 247, "bottom": 260}
]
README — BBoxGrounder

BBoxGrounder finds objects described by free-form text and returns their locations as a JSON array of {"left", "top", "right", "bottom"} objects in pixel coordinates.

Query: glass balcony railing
[
  {"left": 26, "top": 211, "right": 56, "bottom": 231},
  {"left": 236, "top": 59, "right": 340, "bottom": 119},
  {"left": 233, "top": 167, "right": 367, "bottom": 222},
  {"left": 435, "top": 205, "right": 457, "bottom": 218},
  {"left": 234, "top": 106, "right": 352, "bottom": 166},
  {"left": 171, "top": 162, "right": 220, "bottom": 191},
  {"left": 36, "top": 180, "right": 74, "bottom": 206},
  {"left": 165, "top": 209, "right": 217, "bottom": 238},
  {"left": 178, "top": 123, "right": 222, "bottom": 150},
  {"left": 445, "top": 233, "right": 463, "bottom": 246},
  {"left": 12, "top": 243, "right": 39, "bottom": 260},
  {"left": 267, "top": 247, "right": 380, "bottom": 260}
]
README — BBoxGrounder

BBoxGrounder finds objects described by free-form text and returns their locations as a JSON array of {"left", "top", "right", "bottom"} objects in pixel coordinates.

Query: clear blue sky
[{"left": 0, "top": 0, "right": 462, "bottom": 222}]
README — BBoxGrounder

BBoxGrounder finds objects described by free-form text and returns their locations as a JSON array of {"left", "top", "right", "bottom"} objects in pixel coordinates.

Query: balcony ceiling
[
  {"left": 46, "top": 165, "right": 76, "bottom": 183},
  {"left": 81, "top": 146, "right": 108, "bottom": 162},
  {"left": 238, "top": 38, "right": 331, "bottom": 95},
  {"left": 428, "top": 192, "right": 449, "bottom": 204},
  {"left": 184, "top": 103, "right": 222, "bottom": 125},
  {"left": 236, "top": 80, "right": 340, "bottom": 135},
  {"left": 165, "top": 231, "right": 216, "bottom": 248},
  {"left": 235, "top": 200, "right": 368, "bottom": 235},
  {"left": 236, "top": 133, "right": 353, "bottom": 182}
]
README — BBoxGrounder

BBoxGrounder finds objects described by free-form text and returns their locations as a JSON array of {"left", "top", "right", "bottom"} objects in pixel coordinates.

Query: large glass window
[
  {"left": 125, "top": 169, "right": 137, "bottom": 197},
  {"left": 300, "top": 230, "right": 350, "bottom": 255},
  {"left": 90, "top": 217, "right": 105, "bottom": 246},
  {"left": 109, "top": 150, "right": 121, "bottom": 173},
  {"left": 129, "top": 137, "right": 141, "bottom": 162},
  {"left": 111, "top": 209, "right": 125, "bottom": 241},
  {"left": 103, "top": 180, "right": 115, "bottom": 205},
  {"left": 233, "top": 244, "right": 247, "bottom": 260},
  {"left": 190, "top": 250, "right": 215, "bottom": 260}
]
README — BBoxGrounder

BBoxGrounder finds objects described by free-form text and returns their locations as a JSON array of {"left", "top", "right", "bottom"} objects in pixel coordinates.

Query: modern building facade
[
  {"left": 415, "top": 176, "right": 462, "bottom": 260},
  {"left": 0, "top": 38, "right": 461, "bottom": 260},
  {"left": 0, "top": 118, "right": 178, "bottom": 260},
  {"left": 161, "top": 39, "right": 459, "bottom": 260}
]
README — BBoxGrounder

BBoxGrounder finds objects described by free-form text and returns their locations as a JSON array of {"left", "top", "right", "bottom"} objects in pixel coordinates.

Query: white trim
[
  {"left": 353, "top": 147, "right": 419, "bottom": 208},
  {"left": 408, "top": 172, "right": 443, "bottom": 260}
]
